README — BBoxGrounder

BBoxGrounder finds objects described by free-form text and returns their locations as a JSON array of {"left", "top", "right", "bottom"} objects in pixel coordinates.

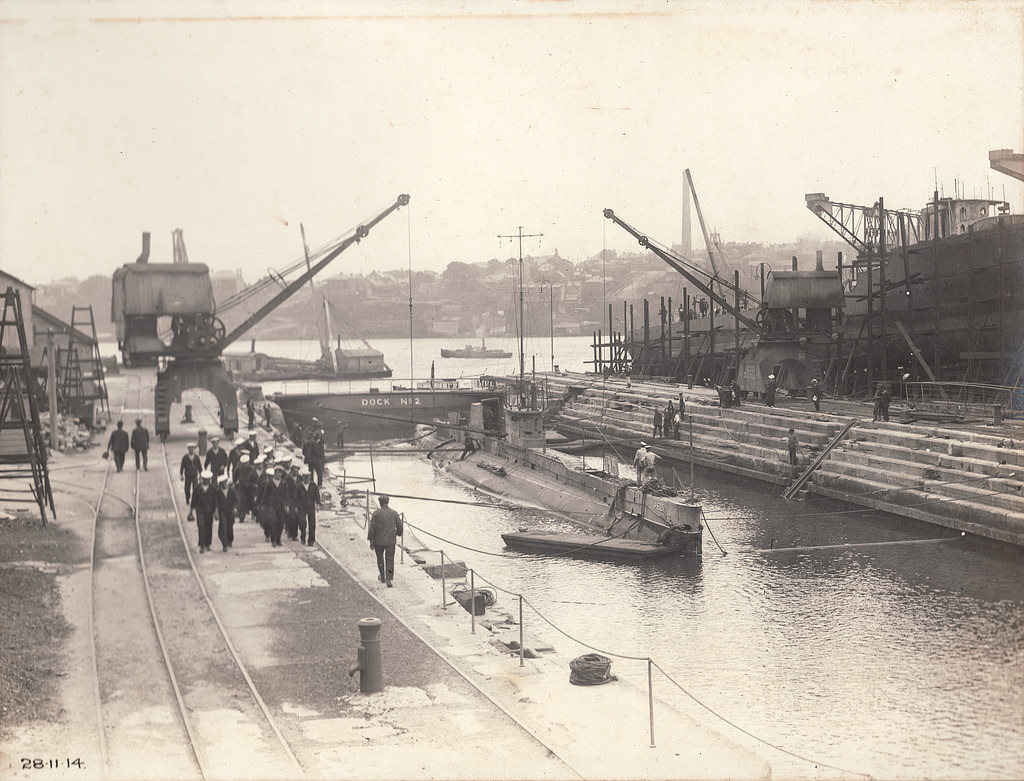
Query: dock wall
[{"left": 543, "top": 373, "right": 1024, "bottom": 547}]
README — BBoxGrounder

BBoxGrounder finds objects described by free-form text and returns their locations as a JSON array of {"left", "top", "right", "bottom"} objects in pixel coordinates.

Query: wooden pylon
[{"left": 0, "top": 287, "right": 55, "bottom": 524}]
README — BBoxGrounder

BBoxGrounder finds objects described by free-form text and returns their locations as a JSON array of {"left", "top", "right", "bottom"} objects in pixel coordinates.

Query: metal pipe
[
  {"left": 518, "top": 595, "right": 524, "bottom": 667},
  {"left": 441, "top": 550, "right": 447, "bottom": 610},
  {"left": 470, "top": 569, "right": 476, "bottom": 634},
  {"left": 648, "top": 658, "right": 656, "bottom": 748}
]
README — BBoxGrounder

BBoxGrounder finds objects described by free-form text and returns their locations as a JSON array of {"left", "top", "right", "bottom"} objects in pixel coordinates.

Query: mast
[{"left": 498, "top": 226, "right": 542, "bottom": 396}]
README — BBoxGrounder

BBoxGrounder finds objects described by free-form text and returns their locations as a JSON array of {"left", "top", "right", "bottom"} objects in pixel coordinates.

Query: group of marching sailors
[{"left": 180, "top": 430, "right": 321, "bottom": 554}]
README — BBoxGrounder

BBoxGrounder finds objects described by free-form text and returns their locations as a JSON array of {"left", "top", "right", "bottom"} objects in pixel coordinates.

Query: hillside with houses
[{"left": 32, "top": 236, "right": 847, "bottom": 343}]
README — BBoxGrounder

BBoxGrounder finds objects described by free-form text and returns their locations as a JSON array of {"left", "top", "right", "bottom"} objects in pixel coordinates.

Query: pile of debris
[{"left": 40, "top": 412, "right": 95, "bottom": 452}]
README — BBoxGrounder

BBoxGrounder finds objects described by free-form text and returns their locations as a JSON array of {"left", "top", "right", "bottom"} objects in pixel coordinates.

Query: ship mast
[{"left": 498, "top": 226, "right": 542, "bottom": 400}]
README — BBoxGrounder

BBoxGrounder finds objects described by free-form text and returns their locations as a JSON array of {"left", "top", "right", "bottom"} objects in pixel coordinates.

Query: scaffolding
[
  {"left": 0, "top": 287, "right": 55, "bottom": 524},
  {"left": 58, "top": 305, "right": 109, "bottom": 422}
]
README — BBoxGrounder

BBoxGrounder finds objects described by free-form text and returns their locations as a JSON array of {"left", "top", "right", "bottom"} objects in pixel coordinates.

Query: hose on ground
[{"left": 569, "top": 654, "right": 617, "bottom": 686}]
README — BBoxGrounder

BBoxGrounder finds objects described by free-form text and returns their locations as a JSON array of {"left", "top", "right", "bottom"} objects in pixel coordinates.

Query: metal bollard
[
  {"left": 347, "top": 617, "right": 384, "bottom": 693},
  {"left": 183, "top": 404, "right": 193, "bottom": 423}
]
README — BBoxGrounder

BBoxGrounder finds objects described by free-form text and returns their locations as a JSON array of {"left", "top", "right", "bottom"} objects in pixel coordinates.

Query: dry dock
[{"left": 544, "top": 372, "right": 1024, "bottom": 548}]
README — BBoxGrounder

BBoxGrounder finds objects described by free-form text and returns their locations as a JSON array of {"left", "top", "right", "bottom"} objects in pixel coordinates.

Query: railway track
[{"left": 83, "top": 373, "right": 303, "bottom": 779}]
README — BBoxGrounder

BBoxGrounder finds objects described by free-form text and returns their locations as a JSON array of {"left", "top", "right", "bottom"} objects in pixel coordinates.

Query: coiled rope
[{"left": 569, "top": 654, "right": 617, "bottom": 686}]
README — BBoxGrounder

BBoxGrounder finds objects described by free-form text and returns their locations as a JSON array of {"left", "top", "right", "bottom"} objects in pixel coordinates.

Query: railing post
[
  {"left": 441, "top": 550, "right": 447, "bottom": 610},
  {"left": 470, "top": 569, "right": 476, "bottom": 634},
  {"left": 648, "top": 658, "right": 656, "bottom": 748},
  {"left": 518, "top": 594, "right": 525, "bottom": 667}
]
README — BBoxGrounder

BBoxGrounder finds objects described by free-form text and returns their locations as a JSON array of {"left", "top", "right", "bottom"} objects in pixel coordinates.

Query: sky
[{"left": 1, "top": 0, "right": 1022, "bottom": 287}]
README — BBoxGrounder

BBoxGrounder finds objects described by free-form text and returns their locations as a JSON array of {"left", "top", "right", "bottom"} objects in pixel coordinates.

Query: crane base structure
[{"left": 154, "top": 359, "right": 237, "bottom": 442}]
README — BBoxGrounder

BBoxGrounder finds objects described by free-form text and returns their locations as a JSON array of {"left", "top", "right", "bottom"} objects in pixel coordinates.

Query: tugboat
[{"left": 440, "top": 338, "right": 512, "bottom": 359}]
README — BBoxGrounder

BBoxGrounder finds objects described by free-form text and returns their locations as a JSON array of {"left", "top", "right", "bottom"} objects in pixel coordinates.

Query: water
[{"left": 332, "top": 453, "right": 1024, "bottom": 779}]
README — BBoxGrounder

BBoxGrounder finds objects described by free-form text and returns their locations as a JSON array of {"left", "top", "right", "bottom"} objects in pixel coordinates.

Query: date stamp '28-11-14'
[{"left": 21, "top": 758, "right": 85, "bottom": 771}]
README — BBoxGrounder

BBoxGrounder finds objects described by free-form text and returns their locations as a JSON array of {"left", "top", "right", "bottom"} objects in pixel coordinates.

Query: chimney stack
[{"left": 136, "top": 232, "right": 150, "bottom": 264}]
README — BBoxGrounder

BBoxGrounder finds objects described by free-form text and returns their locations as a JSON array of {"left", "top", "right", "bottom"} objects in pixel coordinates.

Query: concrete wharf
[
  {"left": 539, "top": 372, "right": 1024, "bottom": 548},
  {"left": 4, "top": 370, "right": 789, "bottom": 780}
]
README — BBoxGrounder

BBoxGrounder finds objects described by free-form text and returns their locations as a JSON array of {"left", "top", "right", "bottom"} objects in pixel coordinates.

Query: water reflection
[{"left": 330, "top": 450, "right": 1024, "bottom": 779}]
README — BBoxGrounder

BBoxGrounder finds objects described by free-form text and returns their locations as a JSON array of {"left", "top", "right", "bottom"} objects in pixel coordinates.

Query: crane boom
[
  {"left": 602, "top": 208, "right": 762, "bottom": 332},
  {"left": 218, "top": 194, "right": 409, "bottom": 351},
  {"left": 684, "top": 169, "right": 720, "bottom": 281}
]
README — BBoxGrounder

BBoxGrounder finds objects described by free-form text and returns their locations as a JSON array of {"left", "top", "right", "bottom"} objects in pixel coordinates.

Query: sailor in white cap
[
  {"left": 180, "top": 443, "right": 202, "bottom": 520},
  {"left": 228, "top": 436, "right": 247, "bottom": 478},
  {"left": 204, "top": 435, "right": 229, "bottom": 480},
  {"left": 191, "top": 469, "right": 218, "bottom": 553},
  {"left": 765, "top": 373, "right": 778, "bottom": 408},
  {"left": 262, "top": 464, "right": 288, "bottom": 547},
  {"left": 296, "top": 466, "right": 320, "bottom": 546},
  {"left": 216, "top": 473, "right": 236, "bottom": 552},
  {"left": 234, "top": 453, "right": 255, "bottom": 523}
]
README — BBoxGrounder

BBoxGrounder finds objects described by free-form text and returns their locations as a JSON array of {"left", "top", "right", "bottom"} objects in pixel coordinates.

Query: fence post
[
  {"left": 518, "top": 594, "right": 524, "bottom": 667},
  {"left": 441, "top": 550, "right": 447, "bottom": 610},
  {"left": 648, "top": 658, "right": 656, "bottom": 748},
  {"left": 470, "top": 569, "right": 476, "bottom": 634}
]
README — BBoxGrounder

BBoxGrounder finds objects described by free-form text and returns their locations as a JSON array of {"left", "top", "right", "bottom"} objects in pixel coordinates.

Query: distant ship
[{"left": 441, "top": 338, "right": 512, "bottom": 359}]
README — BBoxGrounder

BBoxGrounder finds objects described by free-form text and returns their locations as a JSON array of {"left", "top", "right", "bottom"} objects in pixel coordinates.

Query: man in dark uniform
[
  {"left": 216, "top": 474, "right": 236, "bottom": 552},
  {"left": 306, "top": 429, "right": 326, "bottom": 487},
  {"left": 228, "top": 436, "right": 246, "bottom": 478},
  {"left": 106, "top": 420, "right": 130, "bottom": 473},
  {"left": 204, "top": 435, "right": 229, "bottom": 479},
  {"left": 367, "top": 495, "right": 403, "bottom": 587},
  {"left": 244, "top": 431, "right": 260, "bottom": 460},
  {"left": 190, "top": 470, "right": 218, "bottom": 553},
  {"left": 296, "top": 467, "right": 319, "bottom": 546},
  {"left": 233, "top": 454, "right": 256, "bottom": 522},
  {"left": 263, "top": 465, "right": 287, "bottom": 547},
  {"left": 246, "top": 397, "right": 256, "bottom": 430},
  {"left": 180, "top": 443, "right": 202, "bottom": 520},
  {"left": 130, "top": 418, "right": 150, "bottom": 470}
]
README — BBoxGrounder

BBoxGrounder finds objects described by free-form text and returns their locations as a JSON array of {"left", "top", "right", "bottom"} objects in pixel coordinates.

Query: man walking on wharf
[{"left": 368, "top": 495, "right": 403, "bottom": 587}]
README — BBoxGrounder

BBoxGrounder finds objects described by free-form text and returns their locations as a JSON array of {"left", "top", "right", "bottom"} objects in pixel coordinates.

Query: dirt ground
[{"left": 0, "top": 510, "right": 78, "bottom": 734}]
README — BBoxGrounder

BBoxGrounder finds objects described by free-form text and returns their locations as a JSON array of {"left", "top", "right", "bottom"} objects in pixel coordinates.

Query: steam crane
[
  {"left": 112, "top": 194, "right": 409, "bottom": 440},
  {"left": 603, "top": 206, "right": 845, "bottom": 393}
]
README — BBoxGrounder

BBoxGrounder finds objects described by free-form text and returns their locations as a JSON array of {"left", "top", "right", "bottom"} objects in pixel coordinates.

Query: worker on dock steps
[
  {"left": 764, "top": 375, "right": 778, "bottom": 408},
  {"left": 787, "top": 428, "right": 798, "bottom": 465},
  {"left": 873, "top": 383, "right": 891, "bottom": 422},
  {"left": 130, "top": 418, "right": 150, "bottom": 471},
  {"left": 809, "top": 379, "right": 823, "bottom": 413},
  {"left": 191, "top": 470, "right": 218, "bottom": 553},
  {"left": 246, "top": 397, "right": 256, "bottom": 430},
  {"left": 633, "top": 441, "right": 649, "bottom": 483},
  {"left": 180, "top": 443, "right": 202, "bottom": 520},
  {"left": 106, "top": 420, "right": 129, "bottom": 473},
  {"left": 672, "top": 408, "right": 681, "bottom": 440},
  {"left": 204, "top": 435, "right": 229, "bottom": 479},
  {"left": 653, "top": 408, "right": 663, "bottom": 438},
  {"left": 368, "top": 495, "right": 403, "bottom": 587},
  {"left": 216, "top": 474, "right": 236, "bottom": 552}
]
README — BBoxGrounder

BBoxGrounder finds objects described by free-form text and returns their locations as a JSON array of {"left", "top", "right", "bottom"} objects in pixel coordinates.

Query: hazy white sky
[{"left": 2, "top": 0, "right": 1022, "bottom": 286}]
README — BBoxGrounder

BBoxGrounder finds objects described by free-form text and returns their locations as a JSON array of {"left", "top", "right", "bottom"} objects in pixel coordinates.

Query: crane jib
[
  {"left": 217, "top": 194, "right": 410, "bottom": 352},
  {"left": 602, "top": 208, "right": 762, "bottom": 333}
]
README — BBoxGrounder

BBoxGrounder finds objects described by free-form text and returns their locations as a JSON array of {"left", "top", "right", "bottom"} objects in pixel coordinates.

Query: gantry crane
[{"left": 112, "top": 194, "right": 409, "bottom": 439}]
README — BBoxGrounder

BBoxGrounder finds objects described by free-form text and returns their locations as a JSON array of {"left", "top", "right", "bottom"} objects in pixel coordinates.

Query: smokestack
[
  {"left": 136, "top": 232, "right": 150, "bottom": 264},
  {"left": 681, "top": 175, "right": 692, "bottom": 256},
  {"left": 816, "top": 250, "right": 824, "bottom": 271},
  {"left": 791, "top": 255, "right": 798, "bottom": 271}
]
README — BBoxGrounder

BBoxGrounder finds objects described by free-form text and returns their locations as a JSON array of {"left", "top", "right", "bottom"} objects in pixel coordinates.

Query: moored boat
[{"left": 441, "top": 338, "right": 512, "bottom": 359}]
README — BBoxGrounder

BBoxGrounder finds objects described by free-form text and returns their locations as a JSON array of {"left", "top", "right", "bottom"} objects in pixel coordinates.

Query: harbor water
[{"left": 332, "top": 449, "right": 1024, "bottom": 780}]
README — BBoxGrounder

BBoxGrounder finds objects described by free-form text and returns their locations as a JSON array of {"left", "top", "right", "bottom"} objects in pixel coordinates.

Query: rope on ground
[
  {"left": 569, "top": 654, "right": 617, "bottom": 686},
  {"left": 416, "top": 529, "right": 870, "bottom": 779}
]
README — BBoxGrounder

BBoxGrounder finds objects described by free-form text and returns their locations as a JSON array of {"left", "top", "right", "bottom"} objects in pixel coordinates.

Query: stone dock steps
[{"left": 541, "top": 375, "right": 1024, "bottom": 547}]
